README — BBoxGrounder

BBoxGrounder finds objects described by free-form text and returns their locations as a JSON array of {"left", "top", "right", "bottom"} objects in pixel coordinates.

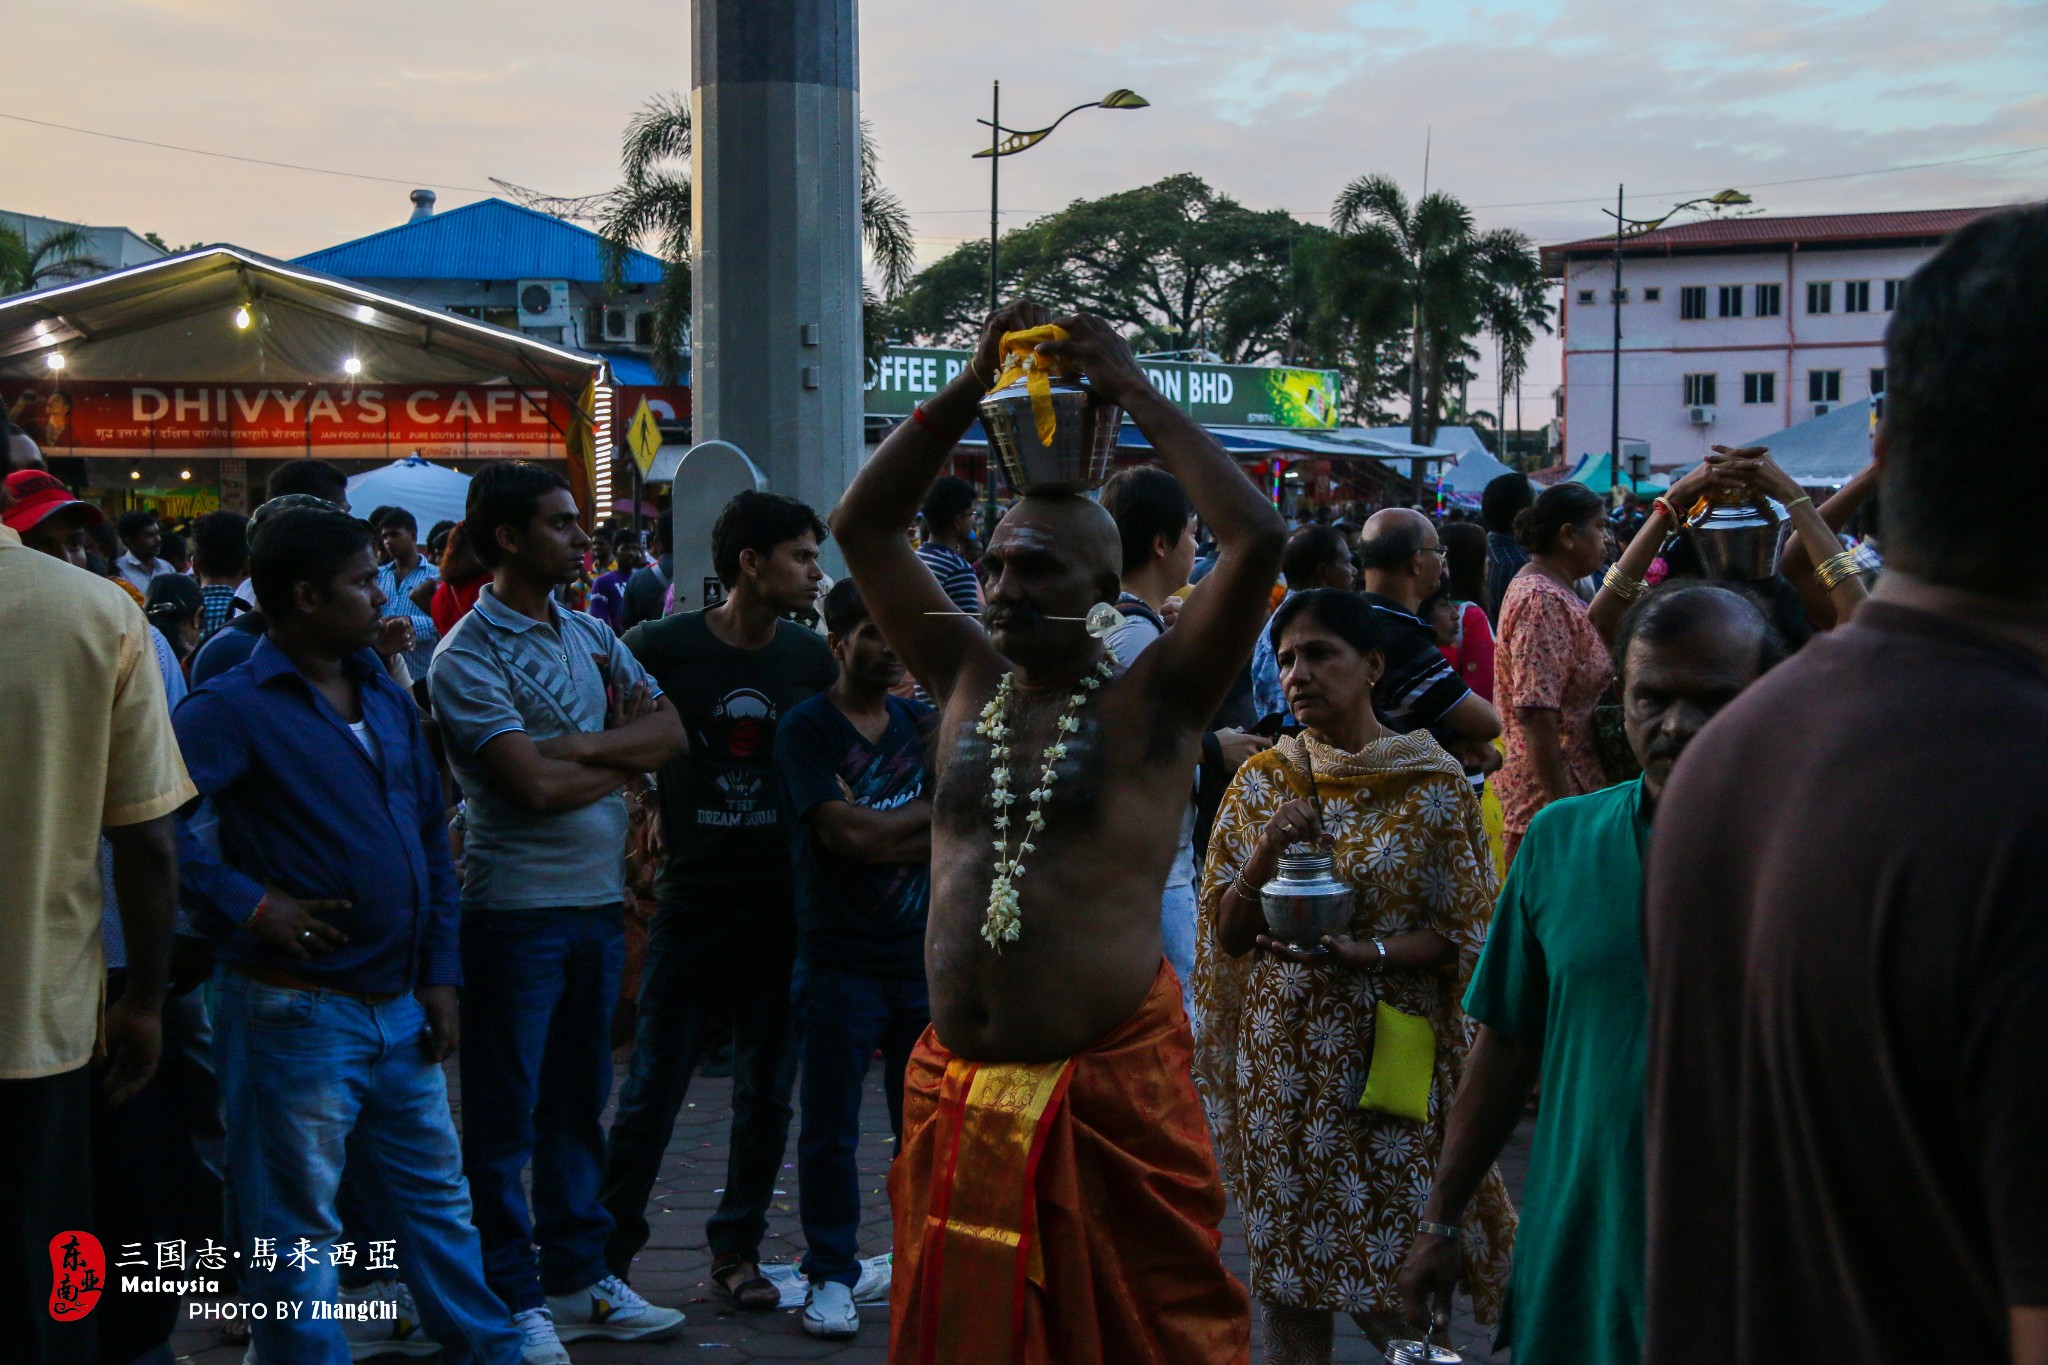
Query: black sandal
[{"left": 710, "top": 1253, "right": 779, "bottom": 1312}]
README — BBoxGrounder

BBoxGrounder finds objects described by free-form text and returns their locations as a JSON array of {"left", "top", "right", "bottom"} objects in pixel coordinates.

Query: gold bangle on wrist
[
  {"left": 1814, "top": 549, "right": 1861, "bottom": 593},
  {"left": 1232, "top": 869, "right": 1267, "bottom": 904},
  {"left": 1783, "top": 494, "right": 1814, "bottom": 512},
  {"left": 1602, "top": 565, "right": 1650, "bottom": 602}
]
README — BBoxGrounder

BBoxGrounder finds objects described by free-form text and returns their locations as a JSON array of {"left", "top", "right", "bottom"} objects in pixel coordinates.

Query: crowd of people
[{"left": 2, "top": 202, "right": 2043, "bottom": 1365}]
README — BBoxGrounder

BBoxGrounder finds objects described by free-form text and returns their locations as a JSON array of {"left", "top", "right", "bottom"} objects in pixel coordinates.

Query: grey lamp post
[
  {"left": 1600, "top": 187, "right": 1753, "bottom": 499},
  {"left": 969, "top": 85, "right": 1148, "bottom": 522}
]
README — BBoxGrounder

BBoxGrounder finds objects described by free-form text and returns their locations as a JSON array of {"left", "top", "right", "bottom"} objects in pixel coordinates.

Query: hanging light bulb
[
  {"left": 233, "top": 305, "right": 252, "bottom": 330},
  {"left": 44, "top": 352, "right": 65, "bottom": 371},
  {"left": 129, "top": 467, "right": 142, "bottom": 481},
  {"left": 343, "top": 357, "right": 363, "bottom": 376},
  {"left": 179, "top": 469, "right": 192, "bottom": 481}
]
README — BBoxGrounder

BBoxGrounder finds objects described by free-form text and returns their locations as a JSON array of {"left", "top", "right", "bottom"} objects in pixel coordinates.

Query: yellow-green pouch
[{"left": 1358, "top": 1001, "right": 1435, "bottom": 1122}]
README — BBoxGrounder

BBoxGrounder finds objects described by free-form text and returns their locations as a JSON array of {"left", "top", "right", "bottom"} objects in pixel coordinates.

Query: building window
[
  {"left": 1843, "top": 280, "right": 1871, "bottom": 313},
  {"left": 1717, "top": 285, "right": 1743, "bottom": 318},
  {"left": 1809, "top": 370, "right": 1842, "bottom": 403},
  {"left": 1683, "top": 373, "right": 1718, "bottom": 407},
  {"left": 1642, "top": 287, "right": 1661, "bottom": 302},
  {"left": 1755, "top": 283, "right": 1782, "bottom": 317},
  {"left": 1869, "top": 367, "right": 1886, "bottom": 395},
  {"left": 1679, "top": 286, "right": 1707, "bottom": 320},
  {"left": 1883, "top": 278, "right": 1905, "bottom": 310},
  {"left": 634, "top": 312, "right": 655, "bottom": 346},
  {"left": 449, "top": 304, "right": 520, "bottom": 329},
  {"left": 1807, "top": 281, "right": 1833, "bottom": 314},
  {"left": 1743, "top": 372, "right": 1776, "bottom": 405},
  {"left": 1577, "top": 289, "right": 1595, "bottom": 306}
]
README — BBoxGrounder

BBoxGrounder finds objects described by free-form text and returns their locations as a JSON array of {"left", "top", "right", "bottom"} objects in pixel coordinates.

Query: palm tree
[
  {"left": 597, "top": 93, "right": 918, "bottom": 382},
  {"left": 0, "top": 223, "right": 109, "bottom": 297},
  {"left": 1473, "top": 229, "right": 1552, "bottom": 465},
  {"left": 1330, "top": 175, "right": 1542, "bottom": 449}
]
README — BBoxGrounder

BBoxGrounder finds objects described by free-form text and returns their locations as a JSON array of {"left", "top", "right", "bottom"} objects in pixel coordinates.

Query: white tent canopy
[{"left": 345, "top": 456, "right": 473, "bottom": 536}]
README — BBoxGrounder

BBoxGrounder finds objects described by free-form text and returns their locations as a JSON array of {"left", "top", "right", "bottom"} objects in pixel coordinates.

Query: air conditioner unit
[
  {"left": 1687, "top": 405, "right": 1716, "bottom": 426},
  {"left": 601, "top": 306, "right": 631, "bottom": 340},
  {"left": 516, "top": 279, "right": 571, "bottom": 329},
  {"left": 1812, "top": 402, "right": 1834, "bottom": 416}
]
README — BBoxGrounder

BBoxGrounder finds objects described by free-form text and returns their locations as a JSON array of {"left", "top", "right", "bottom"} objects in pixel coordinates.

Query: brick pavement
[{"left": 172, "top": 1060, "right": 1528, "bottom": 1364}]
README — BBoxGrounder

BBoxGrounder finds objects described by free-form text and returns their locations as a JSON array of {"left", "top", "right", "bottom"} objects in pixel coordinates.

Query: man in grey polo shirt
[{"left": 429, "top": 461, "right": 688, "bottom": 1365}]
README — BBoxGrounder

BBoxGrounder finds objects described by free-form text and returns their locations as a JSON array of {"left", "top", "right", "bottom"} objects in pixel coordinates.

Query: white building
[
  {"left": 1, "top": 210, "right": 166, "bottom": 291},
  {"left": 1543, "top": 207, "right": 1995, "bottom": 474}
]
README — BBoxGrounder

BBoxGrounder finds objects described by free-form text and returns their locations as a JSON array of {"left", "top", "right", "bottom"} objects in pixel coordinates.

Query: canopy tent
[
  {"left": 345, "top": 455, "right": 472, "bottom": 535},
  {"left": 1670, "top": 399, "right": 1876, "bottom": 490},
  {"left": 0, "top": 246, "right": 611, "bottom": 512},
  {"left": 1435, "top": 445, "right": 1522, "bottom": 498},
  {"left": 1563, "top": 452, "right": 1668, "bottom": 497}
]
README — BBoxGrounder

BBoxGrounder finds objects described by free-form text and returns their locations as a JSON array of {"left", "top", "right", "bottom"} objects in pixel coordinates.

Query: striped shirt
[
  {"left": 377, "top": 557, "right": 441, "bottom": 647},
  {"left": 916, "top": 542, "right": 982, "bottom": 615},
  {"left": 1361, "top": 592, "right": 1472, "bottom": 732}
]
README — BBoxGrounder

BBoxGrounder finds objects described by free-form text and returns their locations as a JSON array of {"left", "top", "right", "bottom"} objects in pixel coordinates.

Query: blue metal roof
[{"left": 294, "top": 198, "right": 665, "bottom": 285}]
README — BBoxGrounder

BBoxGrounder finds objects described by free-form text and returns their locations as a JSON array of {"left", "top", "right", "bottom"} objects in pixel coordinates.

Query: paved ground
[{"left": 173, "top": 1059, "right": 1527, "bottom": 1364}]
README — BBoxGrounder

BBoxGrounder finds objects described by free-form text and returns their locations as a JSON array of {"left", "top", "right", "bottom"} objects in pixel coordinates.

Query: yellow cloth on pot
[{"left": 993, "top": 325, "right": 1075, "bottom": 447}]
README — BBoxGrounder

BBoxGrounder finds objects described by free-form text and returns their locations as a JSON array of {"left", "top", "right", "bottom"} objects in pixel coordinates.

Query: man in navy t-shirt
[{"left": 773, "top": 579, "right": 933, "bottom": 1341}]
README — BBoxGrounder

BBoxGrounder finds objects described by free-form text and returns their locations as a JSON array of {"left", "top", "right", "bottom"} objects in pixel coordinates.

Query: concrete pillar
[{"left": 691, "top": 0, "right": 864, "bottom": 543}]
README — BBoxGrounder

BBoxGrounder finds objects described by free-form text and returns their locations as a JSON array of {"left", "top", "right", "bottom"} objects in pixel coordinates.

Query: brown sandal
[{"left": 711, "top": 1253, "right": 779, "bottom": 1312}]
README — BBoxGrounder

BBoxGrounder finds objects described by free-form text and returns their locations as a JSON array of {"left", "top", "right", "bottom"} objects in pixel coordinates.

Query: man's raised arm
[
  {"left": 830, "top": 302, "right": 1046, "bottom": 702},
  {"left": 1037, "top": 316, "right": 1288, "bottom": 727}
]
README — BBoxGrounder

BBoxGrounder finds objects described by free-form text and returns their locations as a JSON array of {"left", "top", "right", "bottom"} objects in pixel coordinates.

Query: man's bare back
[{"left": 830, "top": 305, "right": 1287, "bottom": 1066}]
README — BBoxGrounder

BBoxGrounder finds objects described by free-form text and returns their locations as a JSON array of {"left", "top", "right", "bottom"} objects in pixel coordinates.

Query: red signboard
[{"left": 5, "top": 383, "right": 579, "bottom": 461}]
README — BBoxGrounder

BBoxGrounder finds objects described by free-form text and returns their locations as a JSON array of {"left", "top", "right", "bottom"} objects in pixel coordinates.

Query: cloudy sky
[{"left": 13, "top": 0, "right": 2045, "bottom": 411}]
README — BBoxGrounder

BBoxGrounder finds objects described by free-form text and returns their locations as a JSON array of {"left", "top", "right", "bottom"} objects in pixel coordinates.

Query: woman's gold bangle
[
  {"left": 1814, "top": 549, "right": 1861, "bottom": 593},
  {"left": 1784, "top": 494, "right": 1814, "bottom": 512},
  {"left": 1602, "top": 565, "right": 1650, "bottom": 602},
  {"left": 1232, "top": 870, "right": 1266, "bottom": 904}
]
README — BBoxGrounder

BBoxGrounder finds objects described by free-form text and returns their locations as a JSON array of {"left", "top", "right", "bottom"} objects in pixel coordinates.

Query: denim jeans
[
  {"left": 601, "top": 897, "right": 798, "bottom": 1275},
  {"left": 1160, "top": 879, "right": 1198, "bottom": 1021},
  {"left": 458, "top": 905, "right": 623, "bottom": 1313},
  {"left": 211, "top": 969, "right": 520, "bottom": 1365},
  {"left": 793, "top": 960, "right": 929, "bottom": 1289}
]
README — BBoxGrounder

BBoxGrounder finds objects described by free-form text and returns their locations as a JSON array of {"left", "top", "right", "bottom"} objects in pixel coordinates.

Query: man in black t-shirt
[
  {"left": 773, "top": 580, "right": 933, "bottom": 1340},
  {"left": 1357, "top": 508, "right": 1501, "bottom": 770},
  {"left": 1644, "top": 205, "right": 2048, "bottom": 1365},
  {"left": 600, "top": 493, "right": 838, "bottom": 1310}
]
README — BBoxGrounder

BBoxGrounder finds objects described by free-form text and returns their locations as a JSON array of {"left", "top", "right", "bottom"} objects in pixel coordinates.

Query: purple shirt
[{"left": 589, "top": 569, "right": 631, "bottom": 629}]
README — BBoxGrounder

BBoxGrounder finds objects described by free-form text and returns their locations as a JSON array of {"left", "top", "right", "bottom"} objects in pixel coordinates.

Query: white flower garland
[{"left": 975, "top": 659, "right": 1115, "bottom": 949}]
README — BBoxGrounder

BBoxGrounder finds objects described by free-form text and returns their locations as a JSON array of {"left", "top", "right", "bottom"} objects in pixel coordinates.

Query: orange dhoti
[{"left": 887, "top": 961, "right": 1251, "bottom": 1365}]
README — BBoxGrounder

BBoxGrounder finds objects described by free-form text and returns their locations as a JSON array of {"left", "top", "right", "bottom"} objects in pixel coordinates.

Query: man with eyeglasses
[{"left": 1357, "top": 507, "right": 1503, "bottom": 767}]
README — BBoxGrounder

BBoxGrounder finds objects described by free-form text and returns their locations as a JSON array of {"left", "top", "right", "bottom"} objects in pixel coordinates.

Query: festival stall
[{"left": 0, "top": 247, "right": 613, "bottom": 520}]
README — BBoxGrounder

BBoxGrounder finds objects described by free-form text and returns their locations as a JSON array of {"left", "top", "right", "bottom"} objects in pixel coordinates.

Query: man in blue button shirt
[
  {"left": 429, "top": 461, "right": 688, "bottom": 1363},
  {"left": 175, "top": 507, "right": 522, "bottom": 1365}
]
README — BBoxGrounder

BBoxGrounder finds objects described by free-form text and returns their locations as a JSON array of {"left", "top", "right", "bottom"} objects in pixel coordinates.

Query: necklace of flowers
[{"left": 975, "top": 658, "right": 1116, "bottom": 949}]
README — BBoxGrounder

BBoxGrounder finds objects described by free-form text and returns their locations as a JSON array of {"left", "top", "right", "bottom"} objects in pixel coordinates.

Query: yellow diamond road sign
[{"left": 627, "top": 401, "right": 663, "bottom": 478}]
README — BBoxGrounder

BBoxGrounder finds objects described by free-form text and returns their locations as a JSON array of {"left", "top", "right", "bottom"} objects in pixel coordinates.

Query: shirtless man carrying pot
[{"left": 832, "top": 302, "right": 1285, "bottom": 1365}]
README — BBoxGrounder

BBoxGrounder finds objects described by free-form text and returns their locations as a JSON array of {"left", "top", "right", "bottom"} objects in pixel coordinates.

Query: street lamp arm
[{"left": 972, "top": 100, "right": 1106, "bottom": 158}]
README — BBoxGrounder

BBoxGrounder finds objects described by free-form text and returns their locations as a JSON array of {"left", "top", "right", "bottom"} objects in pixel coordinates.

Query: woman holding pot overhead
[{"left": 1192, "top": 589, "right": 1514, "bottom": 1365}]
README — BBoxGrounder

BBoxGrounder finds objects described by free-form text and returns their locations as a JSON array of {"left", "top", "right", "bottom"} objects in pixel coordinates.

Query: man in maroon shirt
[{"left": 1642, "top": 204, "right": 2048, "bottom": 1364}]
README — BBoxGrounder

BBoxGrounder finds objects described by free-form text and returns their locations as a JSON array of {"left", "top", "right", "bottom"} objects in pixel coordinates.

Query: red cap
[{"left": 2, "top": 469, "right": 105, "bottom": 533}]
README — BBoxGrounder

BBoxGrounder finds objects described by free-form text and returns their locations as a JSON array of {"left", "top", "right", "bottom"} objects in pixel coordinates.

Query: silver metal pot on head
[
  {"left": 979, "top": 371, "right": 1121, "bottom": 496},
  {"left": 1687, "top": 495, "right": 1783, "bottom": 581}
]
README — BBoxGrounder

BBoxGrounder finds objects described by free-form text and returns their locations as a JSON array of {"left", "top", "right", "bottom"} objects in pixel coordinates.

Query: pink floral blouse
[{"left": 1493, "top": 570, "right": 1614, "bottom": 836}]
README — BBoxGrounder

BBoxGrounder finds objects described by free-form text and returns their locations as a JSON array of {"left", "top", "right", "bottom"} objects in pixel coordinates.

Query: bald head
[
  {"left": 990, "top": 493, "right": 1122, "bottom": 583},
  {"left": 1357, "top": 507, "right": 1442, "bottom": 609}
]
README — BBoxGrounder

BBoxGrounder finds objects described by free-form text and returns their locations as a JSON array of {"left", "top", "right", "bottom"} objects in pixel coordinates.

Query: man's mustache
[
  {"left": 1646, "top": 734, "right": 1691, "bottom": 766},
  {"left": 984, "top": 603, "right": 1046, "bottom": 631}
]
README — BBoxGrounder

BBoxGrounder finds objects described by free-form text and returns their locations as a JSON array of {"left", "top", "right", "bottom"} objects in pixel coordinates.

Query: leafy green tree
[
  {"left": 597, "top": 92, "right": 917, "bottom": 382},
  {"left": 0, "top": 224, "right": 108, "bottom": 296},
  {"left": 1331, "top": 174, "right": 1545, "bottom": 447}
]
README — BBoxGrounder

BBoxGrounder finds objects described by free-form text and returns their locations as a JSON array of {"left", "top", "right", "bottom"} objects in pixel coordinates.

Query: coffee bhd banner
[
  {"left": 5, "top": 383, "right": 579, "bottom": 461},
  {"left": 864, "top": 346, "right": 1341, "bottom": 430}
]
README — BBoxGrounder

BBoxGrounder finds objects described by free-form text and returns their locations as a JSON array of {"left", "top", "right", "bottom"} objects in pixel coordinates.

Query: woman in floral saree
[{"left": 1192, "top": 589, "right": 1515, "bottom": 1363}]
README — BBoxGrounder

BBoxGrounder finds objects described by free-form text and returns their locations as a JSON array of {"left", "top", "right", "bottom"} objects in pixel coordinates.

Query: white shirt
[{"left": 116, "top": 552, "right": 175, "bottom": 596}]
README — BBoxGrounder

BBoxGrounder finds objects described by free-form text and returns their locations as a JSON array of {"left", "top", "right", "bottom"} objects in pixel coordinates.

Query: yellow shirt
[{"left": 0, "top": 525, "right": 196, "bottom": 1078}]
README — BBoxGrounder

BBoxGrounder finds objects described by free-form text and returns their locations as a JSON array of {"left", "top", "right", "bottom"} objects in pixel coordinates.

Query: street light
[
  {"left": 970, "top": 85, "right": 1148, "bottom": 519},
  {"left": 1601, "top": 187, "right": 1754, "bottom": 499}
]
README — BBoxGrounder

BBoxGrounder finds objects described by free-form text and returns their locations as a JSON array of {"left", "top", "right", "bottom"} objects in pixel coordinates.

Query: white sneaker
[
  {"left": 511, "top": 1307, "right": 571, "bottom": 1365},
  {"left": 544, "top": 1274, "right": 685, "bottom": 1343},
  {"left": 801, "top": 1280, "right": 860, "bottom": 1340},
  {"left": 342, "top": 1280, "right": 442, "bottom": 1358}
]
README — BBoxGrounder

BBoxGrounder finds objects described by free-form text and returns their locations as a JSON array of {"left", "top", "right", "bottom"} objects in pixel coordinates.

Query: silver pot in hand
[
  {"left": 979, "top": 371, "right": 1121, "bottom": 496},
  {"left": 1261, "top": 846, "right": 1355, "bottom": 947}
]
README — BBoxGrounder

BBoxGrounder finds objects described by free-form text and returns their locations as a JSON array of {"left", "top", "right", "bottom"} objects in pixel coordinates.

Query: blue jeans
[
  {"left": 602, "top": 898, "right": 798, "bottom": 1274},
  {"left": 458, "top": 906, "right": 623, "bottom": 1313},
  {"left": 211, "top": 969, "right": 520, "bottom": 1365},
  {"left": 1160, "top": 880, "right": 1198, "bottom": 1021},
  {"left": 793, "top": 961, "right": 929, "bottom": 1289}
]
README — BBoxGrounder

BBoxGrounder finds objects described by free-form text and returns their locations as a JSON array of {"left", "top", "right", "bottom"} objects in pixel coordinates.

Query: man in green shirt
[{"left": 1398, "top": 582, "right": 1784, "bottom": 1362}]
